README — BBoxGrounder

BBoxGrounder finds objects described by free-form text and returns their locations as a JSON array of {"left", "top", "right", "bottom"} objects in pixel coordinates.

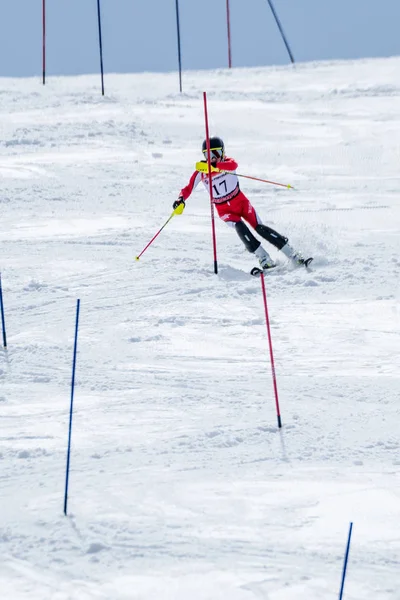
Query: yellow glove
[
  {"left": 173, "top": 197, "right": 185, "bottom": 215},
  {"left": 174, "top": 202, "right": 185, "bottom": 215},
  {"left": 196, "top": 161, "right": 220, "bottom": 173}
]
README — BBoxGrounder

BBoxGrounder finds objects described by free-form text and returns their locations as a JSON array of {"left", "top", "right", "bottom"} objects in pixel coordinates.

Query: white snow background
[{"left": 1, "top": 57, "right": 399, "bottom": 599}]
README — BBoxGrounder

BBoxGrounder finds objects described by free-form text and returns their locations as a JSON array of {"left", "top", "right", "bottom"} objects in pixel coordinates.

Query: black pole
[
  {"left": 175, "top": 0, "right": 182, "bottom": 92},
  {"left": 266, "top": 0, "right": 295, "bottom": 64},
  {"left": 96, "top": 0, "right": 105, "bottom": 95}
]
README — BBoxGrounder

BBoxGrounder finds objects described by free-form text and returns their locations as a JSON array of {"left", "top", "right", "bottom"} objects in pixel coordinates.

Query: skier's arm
[
  {"left": 215, "top": 157, "right": 238, "bottom": 172},
  {"left": 173, "top": 170, "right": 202, "bottom": 212},
  {"left": 179, "top": 170, "right": 202, "bottom": 200}
]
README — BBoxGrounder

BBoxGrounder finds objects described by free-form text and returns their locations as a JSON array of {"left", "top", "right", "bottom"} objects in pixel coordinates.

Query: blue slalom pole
[
  {"left": 0, "top": 273, "right": 7, "bottom": 349},
  {"left": 96, "top": 0, "right": 105, "bottom": 95},
  {"left": 339, "top": 522, "right": 353, "bottom": 599},
  {"left": 64, "top": 299, "right": 81, "bottom": 516},
  {"left": 266, "top": 0, "right": 295, "bottom": 64},
  {"left": 175, "top": 0, "right": 183, "bottom": 92},
  {"left": 42, "top": 0, "right": 46, "bottom": 85}
]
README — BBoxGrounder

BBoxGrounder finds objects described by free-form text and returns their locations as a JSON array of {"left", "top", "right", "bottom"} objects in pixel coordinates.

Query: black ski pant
[{"left": 235, "top": 221, "right": 288, "bottom": 253}]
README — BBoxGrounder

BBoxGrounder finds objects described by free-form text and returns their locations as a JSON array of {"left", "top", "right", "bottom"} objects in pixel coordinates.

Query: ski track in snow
[{"left": 0, "top": 58, "right": 400, "bottom": 599}]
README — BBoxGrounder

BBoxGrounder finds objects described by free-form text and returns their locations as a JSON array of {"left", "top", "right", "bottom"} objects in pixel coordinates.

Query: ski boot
[
  {"left": 282, "top": 243, "right": 313, "bottom": 268},
  {"left": 259, "top": 254, "right": 276, "bottom": 270}
]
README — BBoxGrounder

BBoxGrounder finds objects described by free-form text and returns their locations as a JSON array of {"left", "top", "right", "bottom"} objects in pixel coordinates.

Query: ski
[
  {"left": 250, "top": 266, "right": 271, "bottom": 277},
  {"left": 250, "top": 257, "right": 313, "bottom": 277}
]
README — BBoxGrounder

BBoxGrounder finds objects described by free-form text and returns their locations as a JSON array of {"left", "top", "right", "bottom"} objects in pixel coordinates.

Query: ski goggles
[{"left": 203, "top": 147, "right": 224, "bottom": 160}]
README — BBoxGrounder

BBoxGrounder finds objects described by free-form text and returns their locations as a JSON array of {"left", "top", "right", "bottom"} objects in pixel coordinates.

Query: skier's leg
[
  {"left": 236, "top": 196, "right": 288, "bottom": 250},
  {"left": 239, "top": 195, "right": 304, "bottom": 263},
  {"left": 216, "top": 200, "right": 275, "bottom": 268},
  {"left": 234, "top": 221, "right": 275, "bottom": 268},
  {"left": 226, "top": 193, "right": 276, "bottom": 268},
  {"left": 233, "top": 193, "right": 285, "bottom": 248},
  {"left": 255, "top": 222, "right": 305, "bottom": 263},
  {"left": 255, "top": 223, "right": 288, "bottom": 249},
  {"left": 233, "top": 220, "right": 259, "bottom": 252}
]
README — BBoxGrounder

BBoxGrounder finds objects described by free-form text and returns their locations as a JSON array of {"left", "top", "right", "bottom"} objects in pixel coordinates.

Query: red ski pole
[
  {"left": 260, "top": 272, "right": 282, "bottom": 428},
  {"left": 195, "top": 163, "right": 294, "bottom": 189},
  {"left": 236, "top": 172, "right": 293, "bottom": 189},
  {"left": 135, "top": 206, "right": 182, "bottom": 261}
]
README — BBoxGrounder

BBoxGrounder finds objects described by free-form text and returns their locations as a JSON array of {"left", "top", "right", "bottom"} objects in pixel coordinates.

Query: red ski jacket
[{"left": 180, "top": 158, "right": 240, "bottom": 204}]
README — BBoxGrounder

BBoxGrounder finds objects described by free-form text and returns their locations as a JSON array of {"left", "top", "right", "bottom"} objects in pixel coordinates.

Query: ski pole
[
  {"left": 135, "top": 206, "right": 183, "bottom": 261},
  {"left": 236, "top": 172, "right": 294, "bottom": 189},
  {"left": 195, "top": 162, "right": 294, "bottom": 189}
]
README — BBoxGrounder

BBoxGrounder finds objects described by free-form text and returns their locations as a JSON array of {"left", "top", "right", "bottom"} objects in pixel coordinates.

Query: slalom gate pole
[
  {"left": 64, "top": 299, "right": 81, "bottom": 516},
  {"left": 0, "top": 273, "right": 7, "bottom": 349},
  {"left": 175, "top": 0, "right": 183, "bottom": 92},
  {"left": 226, "top": 0, "right": 232, "bottom": 68},
  {"left": 266, "top": 0, "right": 295, "bottom": 64},
  {"left": 135, "top": 209, "right": 180, "bottom": 261},
  {"left": 42, "top": 0, "right": 46, "bottom": 84},
  {"left": 203, "top": 91, "right": 218, "bottom": 274},
  {"left": 339, "top": 522, "right": 353, "bottom": 600},
  {"left": 96, "top": 0, "right": 105, "bottom": 95},
  {"left": 260, "top": 273, "right": 281, "bottom": 428}
]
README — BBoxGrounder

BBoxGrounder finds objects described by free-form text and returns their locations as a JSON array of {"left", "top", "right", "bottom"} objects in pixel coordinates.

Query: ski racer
[{"left": 173, "top": 136, "right": 310, "bottom": 272}]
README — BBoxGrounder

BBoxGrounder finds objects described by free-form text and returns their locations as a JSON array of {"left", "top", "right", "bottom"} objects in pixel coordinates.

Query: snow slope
[{"left": 1, "top": 57, "right": 400, "bottom": 599}]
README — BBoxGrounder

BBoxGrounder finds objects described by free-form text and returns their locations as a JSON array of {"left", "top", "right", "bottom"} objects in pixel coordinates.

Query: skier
[{"left": 173, "top": 136, "right": 311, "bottom": 272}]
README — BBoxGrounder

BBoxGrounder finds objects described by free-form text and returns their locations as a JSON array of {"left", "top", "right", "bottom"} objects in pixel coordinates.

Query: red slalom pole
[
  {"left": 42, "top": 0, "right": 46, "bottom": 84},
  {"left": 260, "top": 272, "right": 282, "bottom": 428},
  {"left": 226, "top": 0, "right": 232, "bottom": 68},
  {"left": 203, "top": 92, "right": 218, "bottom": 274}
]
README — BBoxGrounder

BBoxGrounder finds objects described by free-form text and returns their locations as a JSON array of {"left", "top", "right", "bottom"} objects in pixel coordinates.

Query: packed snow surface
[{"left": 1, "top": 57, "right": 400, "bottom": 599}]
